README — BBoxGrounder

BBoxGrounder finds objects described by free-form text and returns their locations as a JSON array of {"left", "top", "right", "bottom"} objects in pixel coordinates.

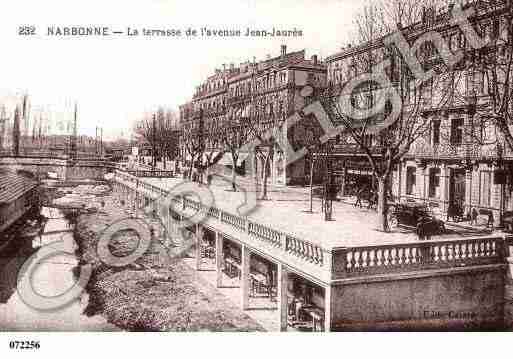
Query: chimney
[
  {"left": 230, "top": 63, "right": 235, "bottom": 71},
  {"left": 266, "top": 54, "right": 271, "bottom": 60},
  {"left": 348, "top": 43, "right": 352, "bottom": 48},
  {"left": 311, "top": 55, "right": 318, "bottom": 65},
  {"left": 281, "top": 44, "right": 287, "bottom": 59}
]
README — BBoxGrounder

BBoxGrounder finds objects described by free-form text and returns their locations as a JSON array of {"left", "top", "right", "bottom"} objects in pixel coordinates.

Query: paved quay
[{"left": 126, "top": 174, "right": 497, "bottom": 249}]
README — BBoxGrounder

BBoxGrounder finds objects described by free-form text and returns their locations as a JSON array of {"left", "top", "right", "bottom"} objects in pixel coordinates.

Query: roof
[
  {"left": 228, "top": 50, "right": 310, "bottom": 83},
  {"left": 288, "top": 59, "right": 326, "bottom": 72},
  {"left": 326, "top": 1, "right": 502, "bottom": 63},
  {"left": 0, "top": 171, "right": 38, "bottom": 205}
]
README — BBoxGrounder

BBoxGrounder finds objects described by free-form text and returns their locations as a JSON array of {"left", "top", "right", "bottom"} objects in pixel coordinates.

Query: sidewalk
[
  {"left": 134, "top": 174, "right": 506, "bottom": 249},
  {"left": 139, "top": 177, "right": 424, "bottom": 248}
]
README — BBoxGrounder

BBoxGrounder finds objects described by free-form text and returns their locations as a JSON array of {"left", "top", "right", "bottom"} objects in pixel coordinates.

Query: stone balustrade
[
  {"left": 112, "top": 170, "right": 513, "bottom": 284},
  {"left": 332, "top": 236, "right": 509, "bottom": 279},
  {"left": 248, "top": 221, "right": 282, "bottom": 247},
  {"left": 112, "top": 170, "right": 328, "bottom": 274},
  {"left": 184, "top": 197, "right": 201, "bottom": 211},
  {"left": 220, "top": 211, "right": 246, "bottom": 231},
  {"left": 285, "top": 235, "right": 324, "bottom": 266},
  {"left": 206, "top": 206, "right": 220, "bottom": 219},
  {"left": 126, "top": 170, "right": 175, "bottom": 178}
]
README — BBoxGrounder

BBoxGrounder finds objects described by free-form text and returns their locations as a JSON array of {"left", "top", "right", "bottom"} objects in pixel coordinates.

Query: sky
[{"left": 0, "top": 0, "right": 359, "bottom": 140}]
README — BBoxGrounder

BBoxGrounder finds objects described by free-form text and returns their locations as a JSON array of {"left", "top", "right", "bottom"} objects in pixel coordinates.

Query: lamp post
[
  {"left": 497, "top": 143, "right": 505, "bottom": 227},
  {"left": 323, "top": 140, "right": 334, "bottom": 221},
  {"left": 152, "top": 113, "right": 156, "bottom": 170},
  {"left": 303, "top": 126, "right": 319, "bottom": 214}
]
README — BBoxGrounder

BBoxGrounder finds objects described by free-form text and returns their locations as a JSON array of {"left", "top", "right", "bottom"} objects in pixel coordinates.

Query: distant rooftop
[{"left": 0, "top": 171, "right": 38, "bottom": 205}]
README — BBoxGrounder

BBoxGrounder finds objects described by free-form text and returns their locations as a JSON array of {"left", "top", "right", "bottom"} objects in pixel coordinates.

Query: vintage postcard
[{"left": 0, "top": 0, "right": 512, "bottom": 353}]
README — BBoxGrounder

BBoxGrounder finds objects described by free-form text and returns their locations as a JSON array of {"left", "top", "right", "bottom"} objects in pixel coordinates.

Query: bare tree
[
  {"left": 289, "top": 115, "right": 323, "bottom": 212},
  {"left": 160, "top": 110, "right": 180, "bottom": 170},
  {"left": 12, "top": 106, "right": 21, "bottom": 156},
  {"left": 245, "top": 98, "right": 284, "bottom": 200},
  {"left": 326, "top": 0, "right": 458, "bottom": 231},
  {"left": 133, "top": 107, "right": 180, "bottom": 170},
  {"left": 220, "top": 106, "right": 252, "bottom": 191},
  {"left": 467, "top": 0, "right": 513, "bottom": 153},
  {"left": 181, "top": 109, "right": 205, "bottom": 181},
  {"left": 0, "top": 105, "right": 7, "bottom": 151}
]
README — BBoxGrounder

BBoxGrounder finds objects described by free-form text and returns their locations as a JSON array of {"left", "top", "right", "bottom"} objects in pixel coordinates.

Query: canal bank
[
  {"left": 73, "top": 190, "right": 264, "bottom": 331},
  {"left": 0, "top": 204, "right": 119, "bottom": 331}
]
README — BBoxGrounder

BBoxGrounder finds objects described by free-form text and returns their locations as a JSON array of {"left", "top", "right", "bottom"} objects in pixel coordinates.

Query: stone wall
[
  {"left": 330, "top": 266, "right": 505, "bottom": 331},
  {"left": 65, "top": 165, "right": 109, "bottom": 180},
  {"left": 0, "top": 157, "right": 68, "bottom": 179},
  {"left": 0, "top": 157, "right": 113, "bottom": 181}
]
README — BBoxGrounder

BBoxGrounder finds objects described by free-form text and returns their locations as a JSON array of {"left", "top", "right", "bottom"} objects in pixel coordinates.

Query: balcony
[
  {"left": 329, "top": 143, "right": 384, "bottom": 156},
  {"left": 408, "top": 139, "right": 503, "bottom": 160}
]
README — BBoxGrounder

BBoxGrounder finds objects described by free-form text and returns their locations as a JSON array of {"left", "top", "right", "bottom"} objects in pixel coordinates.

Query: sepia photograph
[{"left": 0, "top": 0, "right": 512, "bottom": 355}]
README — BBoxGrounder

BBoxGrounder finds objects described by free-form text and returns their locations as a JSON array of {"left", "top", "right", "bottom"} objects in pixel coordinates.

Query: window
[
  {"left": 479, "top": 171, "right": 491, "bottom": 207},
  {"left": 428, "top": 168, "right": 441, "bottom": 198},
  {"left": 363, "top": 134, "right": 373, "bottom": 148},
  {"left": 458, "top": 32, "right": 466, "bottom": 49},
  {"left": 480, "top": 121, "right": 494, "bottom": 143},
  {"left": 473, "top": 71, "right": 484, "bottom": 94},
  {"left": 450, "top": 118, "right": 464, "bottom": 145},
  {"left": 432, "top": 120, "right": 440, "bottom": 145},
  {"left": 406, "top": 167, "right": 416, "bottom": 195}
]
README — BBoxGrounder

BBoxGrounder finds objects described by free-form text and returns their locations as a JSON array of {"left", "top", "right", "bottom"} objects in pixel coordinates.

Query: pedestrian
[
  {"left": 487, "top": 211, "right": 494, "bottom": 229},
  {"left": 417, "top": 216, "right": 426, "bottom": 241},
  {"left": 354, "top": 187, "right": 363, "bottom": 208},
  {"left": 446, "top": 203, "right": 456, "bottom": 222},
  {"left": 367, "top": 191, "right": 377, "bottom": 210},
  {"left": 471, "top": 207, "right": 478, "bottom": 225},
  {"left": 424, "top": 218, "right": 433, "bottom": 240}
]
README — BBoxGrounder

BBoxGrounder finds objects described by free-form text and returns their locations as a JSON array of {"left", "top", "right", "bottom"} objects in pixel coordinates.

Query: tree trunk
[
  {"left": 261, "top": 154, "right": 270, "bottom": 200},
  {"left": 376, "top": 176, "right": 389, "bottom": 232},
  {"left": 309, "top": 157, "right": 314, "bottom": 213},
  {"left": 232, "top": 154, "right": 238, "bottom": 192},
  {"left": 252, "top": 150, "right": 260, "bottom": 196},
  {"left": 188, "top": 156, "right": 194, "bottom": 180}
]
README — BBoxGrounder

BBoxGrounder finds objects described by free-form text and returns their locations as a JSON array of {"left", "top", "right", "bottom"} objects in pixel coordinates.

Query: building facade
[
  {"left": 324, "top": 0, "right": 513, "bottom": 224},
  {"left": 179, "top": 45, "right": 327, "bottom": 185}
]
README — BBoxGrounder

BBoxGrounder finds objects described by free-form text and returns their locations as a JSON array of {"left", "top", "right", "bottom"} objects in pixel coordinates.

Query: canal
[{"left": 0, "top": 206, "right": 119, "bottom": 331}]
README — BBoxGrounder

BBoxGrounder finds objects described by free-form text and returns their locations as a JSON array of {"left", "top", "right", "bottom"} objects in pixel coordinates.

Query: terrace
[
  {"left": 112, "top": 169, "right": 513, "bottom": 331},
  {"left": 113, "top": 170, "right": 508, "bottom": 283}
]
